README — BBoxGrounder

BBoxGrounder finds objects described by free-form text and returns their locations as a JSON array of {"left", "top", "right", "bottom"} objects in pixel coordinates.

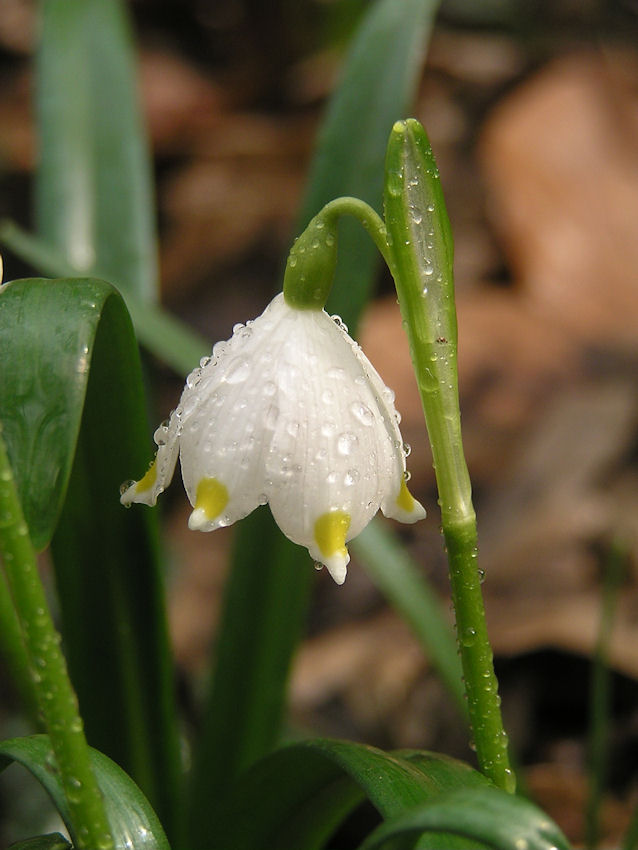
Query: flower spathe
[{"left": 120, "top": 293, "right": 425, "bottom": 583}]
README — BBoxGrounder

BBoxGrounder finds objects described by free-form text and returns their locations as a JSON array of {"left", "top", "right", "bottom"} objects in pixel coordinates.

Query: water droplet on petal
[
  {"left": 263, "top": 381, "right": 276, "bottom": 397},
  {"left": 119, "top": 480, "right": 136, "bottom": 496},
  {"left": 224, "top": 357, "right": 250, "bottom": 384},
  {"left": 337, "top": 432, "right": 358, "bottom": 455},
  {"left": 349, "top": 401, "right": 374, "bottom": 426}
]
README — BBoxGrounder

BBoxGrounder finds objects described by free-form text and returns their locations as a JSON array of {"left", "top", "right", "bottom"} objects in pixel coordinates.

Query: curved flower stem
[
  {"left": 384, "top": 119, "right": 515, "bottom": 793},
  {"left": 283, "top": 196, "right": 389, "bottom": 310},
  {"left": 0, "top": 428, "right": 114, "bottom": 849}
]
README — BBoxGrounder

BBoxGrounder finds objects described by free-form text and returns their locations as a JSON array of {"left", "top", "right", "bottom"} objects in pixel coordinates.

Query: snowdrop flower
[
  {"left": 121, "top": 212, "right": 425, "bottom": 583},
  {"left": 121, "top": 294, "right": 425, "bottom": 583}
]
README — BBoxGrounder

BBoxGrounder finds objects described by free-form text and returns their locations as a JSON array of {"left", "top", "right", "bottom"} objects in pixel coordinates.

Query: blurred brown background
[{"left": 2, "top": 0, "right": 638, "bottom": 841}]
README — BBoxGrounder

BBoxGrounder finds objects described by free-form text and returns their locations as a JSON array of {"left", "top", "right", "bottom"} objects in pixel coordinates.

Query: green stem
[
  {"left": 0, "top": 429, "right": 114, "bottom": 850},
  {"left": 0, "top": 568, "right": 40, "bottom": 723},
  {"left": 585, "top": 539, "right": 626, "bottom": 849},
  {"left": 384, "top": 119, "right": 514, "bottom": 792},
  {"left": 283, "top": 196, "right": 389, "bottom": 310}
]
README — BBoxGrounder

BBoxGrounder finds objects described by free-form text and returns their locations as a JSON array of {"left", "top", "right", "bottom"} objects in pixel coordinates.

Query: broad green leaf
[
  {"left": 210, "top": 739, "right": 491, "bottom": 850},
  {"left": 0, "top": 220, "right": 208, "bottom": 376},
  {"left": 356, "top": 786, "right": 571, "bottom": 850},
  {"left": 188, "top": 5, "right": 438, "bottom": 843},
  {"left": 0, "top": 278, "right": 182, "bottom": 842},
  {"left": 297, "top": 0, "right": 439, "bottom": 331},
  {"left": 9, "top": 835, "right": 72, "bottom": 850},
  {"left": 36, "top": 0, "right": 157, "bottom": 302},
  {"left": 0, "top": 735, "right": 170, "bottom": 850}
]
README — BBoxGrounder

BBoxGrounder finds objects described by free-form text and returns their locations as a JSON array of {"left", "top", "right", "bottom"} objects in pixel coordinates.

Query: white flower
[{"left": 121, "top": 293, "right": 425, "bottom": 584}]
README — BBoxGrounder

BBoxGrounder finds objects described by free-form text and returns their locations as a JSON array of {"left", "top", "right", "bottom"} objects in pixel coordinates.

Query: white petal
[
  {"left": 177, "top": 296, "right": 289, "bottom": 530},
  {"left": 119, "top": 412, "right": 180, "bottom": 507}
]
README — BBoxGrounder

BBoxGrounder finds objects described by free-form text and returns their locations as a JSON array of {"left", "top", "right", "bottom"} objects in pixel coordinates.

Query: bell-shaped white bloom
[{"left": 121, "top": 293, "right": 425, "bottom": 583}]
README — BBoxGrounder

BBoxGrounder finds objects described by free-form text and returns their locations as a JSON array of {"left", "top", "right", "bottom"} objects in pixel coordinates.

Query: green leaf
[
  {"left": 9, "top": 835, "right": 72, "bottom": 850},
  {"left": 188, "top": 6, "right": 439, "bottom": 842},
  {"left": 35, "top": 0, "right": 157, "bottom": 302},
  {"left": 0, "top": 735, "right": 170, "bottom": 850},
  {"left": 357, "top": 786, "right": 571, "bottom": 850},
  {"left": 0, "top": 220, "right": 209, "bottom": 377},
  {"left": 0, "top": 278, "right": 182, "bottom": 842},
  {"left": 210, "top": 739, "right": 491, "bottom": 850},
  {"left": 297, "top": 0, "right": 438, "bottom": 331}
]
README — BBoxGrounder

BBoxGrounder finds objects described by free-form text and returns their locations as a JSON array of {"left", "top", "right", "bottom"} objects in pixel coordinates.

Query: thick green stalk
[
  {"left": 0, "top": 429, "right": 113, "bottom": 850},
  {"left": 384, "top": 119, "right": 514, "bottom": 792}
]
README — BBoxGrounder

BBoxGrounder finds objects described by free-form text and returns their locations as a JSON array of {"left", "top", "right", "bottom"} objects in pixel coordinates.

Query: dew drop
[
  {"left": 322, "top": 389, "right": 334, "bottom": 404},
  {"left": 119, "top": 480, "right": 136, "bottom": 496},
  {"left": 331, "top": 315, "right": 348, "bottom": 333},
  {"left": 321, "top": 420, "right": 337, "bottom": 437},
  {"left": 337, "top": 432, "right": 358, "bottom": 455},
  {"left": 349, "top": 401, "right": 374, "bottom": 426},
  {"left": 382, "top": 386, "right": 396, "bottom": 405},
  {"left": 223, "top": 357, "right": 250, "bottom": 384},
  {"left": 327, "top": 366, "right": 346, "bottom": 381},
  {"left": 344, "top": 469, "right": 360, "bottom": 486}
]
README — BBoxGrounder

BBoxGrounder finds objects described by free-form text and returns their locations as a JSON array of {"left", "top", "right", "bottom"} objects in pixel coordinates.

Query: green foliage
[
  {"left": 0, "top": 279, "right": 182, "bottom": 841},
  {"left": 36, "top": 0, "right": 157, "bottom": 302},
  {"left": 0, "top": 736, "right": 170, "bottom": 850},
  {"left": 358, "top": 786, "right": 571, "bottom": 850},
  {"left": 0, "top": 0, "right": 584, "bottom": 848}
]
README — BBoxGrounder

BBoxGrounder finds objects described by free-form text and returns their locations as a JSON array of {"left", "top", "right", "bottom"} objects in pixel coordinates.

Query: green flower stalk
[
  {"left": 0, "top": 428, "right": 114, "bottom": 849},
  {"left": 384, "top": 118, "right": 515, "bottom": 793}
]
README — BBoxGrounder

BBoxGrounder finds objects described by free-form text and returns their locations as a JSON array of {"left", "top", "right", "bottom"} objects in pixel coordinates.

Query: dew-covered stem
[
  {"left": 0, "top": 428, "right": 114, "bottom": 849},
  {"left": 384, "top": 118, "right": 514, "bottom": 793},
  {"left": 283, "top": 196, "right": 389, "bottom": 310}
]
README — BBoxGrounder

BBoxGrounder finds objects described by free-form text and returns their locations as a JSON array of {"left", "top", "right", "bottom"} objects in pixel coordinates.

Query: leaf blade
[
  {"left": 0, "top": 278, "right": 182, "bottom": 841},
  {"left": 0, "top": 735, "right": 171, "bottom": 850},
  {"left": 35, "top": 0, "right": 157, "bottom": 301}
]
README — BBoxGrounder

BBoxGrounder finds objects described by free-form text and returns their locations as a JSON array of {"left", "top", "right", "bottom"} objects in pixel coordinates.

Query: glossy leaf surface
[
  {"left": 0, "top": 735, "right": 170, "bottom": 850},
  {"left": 297, "top": 0, "right": 438, "bottom": 331},
  {"left": 357, "top": 786, "right": 571, "bottom": 850},
  {"left": 0, "top": 278, "right": 181, "bottom": 840},
  {"left": 35, "top": 0, "right": 157, "bottom": 301},
  {"left": 210, "top": 739, "right": 491, "bottom": 850}
]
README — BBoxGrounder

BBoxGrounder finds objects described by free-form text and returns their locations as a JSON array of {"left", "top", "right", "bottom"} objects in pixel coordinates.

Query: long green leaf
[
  {"left": 36, "top": 0, "right": 157, "bottom": 301},
  {"left": 0, "top": 220, "right": 209, "bottom": 376},
  {"left": 0, "top": 735, "right": 170, "bottom": 850},
  {"left": 357, "top": 786, "right": 571, "bottom": 850},
  {"left": 298, "top": 0, "right": 438, "bottom": 331},
  {"left": 211, "top": 739, "right": 491, "bottom": 850},
  {"left": 0, "top": 278, "right": 181, "bottom": 842},
  {"left": 187, "top": 3, "right": 438, "bottom": 843}
]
